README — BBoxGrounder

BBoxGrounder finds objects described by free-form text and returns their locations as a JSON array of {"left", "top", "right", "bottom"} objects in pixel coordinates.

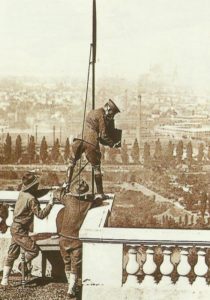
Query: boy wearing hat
[
  {"left": 67, "top": 99, "right": 121, "bottom": 197},
  {"left": 57, "top": 179, "right": 102, "bottom": 298},
  {"left": 1, "top": 172, "right": 54, "bottom": 287}
]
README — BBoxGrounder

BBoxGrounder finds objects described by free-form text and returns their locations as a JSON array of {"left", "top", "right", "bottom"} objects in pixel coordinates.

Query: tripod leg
[{"left": 20, "top": 249, "right": 26, "bottom": 288}]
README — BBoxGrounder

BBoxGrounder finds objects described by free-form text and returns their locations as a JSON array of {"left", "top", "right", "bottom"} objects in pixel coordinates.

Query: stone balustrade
[
  {"left": 1, "top": 191, "right": 210, "bottom": 299},
  {"left": 79, "top": 197, "right": 210, "bottom": 300},
  {"left": 124, "top": 244, "right": 210, "bottom": 285}
]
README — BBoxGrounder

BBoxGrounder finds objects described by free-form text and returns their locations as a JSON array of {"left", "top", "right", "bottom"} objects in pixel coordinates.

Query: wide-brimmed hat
[
  {"left": 22, "top": 172, "right": 39, "bottom": 192},
  {"left": 70, "top": 179, "right": 89, "bottom": 196}
]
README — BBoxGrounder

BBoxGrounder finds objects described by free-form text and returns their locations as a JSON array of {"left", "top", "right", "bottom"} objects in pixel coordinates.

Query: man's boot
[
  {"left": 94, "top": 173, "right": 104, "bottom": 195},
  {"left": 67, "top": 272, "right": 77, "bottom": 298},
  {"left": 1, "top": 266, "right": 12, "bottom": 286}
]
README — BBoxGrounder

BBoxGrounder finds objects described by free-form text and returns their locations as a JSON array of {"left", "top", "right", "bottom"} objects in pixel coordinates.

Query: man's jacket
[
  {"left": 84, "top": 107, "right": 115, "bottom": 148},
  {"left": 59, "top": 194, "right": 93, "bottom": 239},
  {"left": 11, "top": 191, "right": 52, "bottom": 234}
]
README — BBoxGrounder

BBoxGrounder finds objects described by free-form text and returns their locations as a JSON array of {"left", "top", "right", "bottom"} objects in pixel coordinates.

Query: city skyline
[{"left": 0, "top": 0, "right": 210, "bottom": 92}]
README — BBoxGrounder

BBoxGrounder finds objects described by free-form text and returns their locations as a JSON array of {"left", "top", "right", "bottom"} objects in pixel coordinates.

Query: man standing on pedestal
[{"left": 67, "top": 99, "right": 121, "bottom": 197}]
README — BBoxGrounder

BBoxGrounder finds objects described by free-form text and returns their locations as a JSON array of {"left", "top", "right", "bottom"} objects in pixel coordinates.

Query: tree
[
  {"left": 165, "top": 141, "right": 174, "bottom": 166},
  {"left": 40, "top": 171, "right": 59, "bottom": 186},
  {"left": 131, "top": 138, "right": 140, "bottom": 163},
  {"left": 64, "top": 138, "right": 70, "bottom": 162},
  {"left": 154, "top": 139, "right": 162, "bottom": 160},
  {"left": 197, "top": 143, "right": 204, "bottom": 163},
  {"left": 121, "top": 140, "right": 129, "bottom": 164},
  {"left": 4, "top": 133, "right": 12, "bottom": 163},
  {"left": 186, "top": 141, "right": 193, "bottom": 166},
  {"left": 143, "top": 142, "right": 150, "bottom": 167},
  {"left": 40, "top": 136, "right": 48, "bottom": 163},
  {"left": 51, "top": 138, "right": 60, "bottom": 162},
  {"left": 199, "top": 191, "right": 207, "bottom": 219},
  {"left": 27, "top": 135, "right": 36, "bottom": 163},
  {"left": 14, "top": 135, "right": 22, "bottom": 162},
  {"left": 184, "top": 214, "right": 188, "bottom": 226},
  {"left": 185, "top": 193, "right": 193, "bottom": 211},
  {"left": 176, "top": 140, "right": 183, "bottom": 164}
]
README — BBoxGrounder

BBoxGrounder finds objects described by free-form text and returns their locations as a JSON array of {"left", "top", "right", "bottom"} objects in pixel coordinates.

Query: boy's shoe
[
  {"left": 1, "top": 266, "right": 12, "bottom": 286},
  {"left": 67, "top": 273, "right": 77, "bottom": 298}
]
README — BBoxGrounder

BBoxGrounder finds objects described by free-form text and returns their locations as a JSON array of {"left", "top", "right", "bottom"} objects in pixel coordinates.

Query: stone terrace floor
[{"left": 0, "top": 277, "right": 81, "bottom": 300}]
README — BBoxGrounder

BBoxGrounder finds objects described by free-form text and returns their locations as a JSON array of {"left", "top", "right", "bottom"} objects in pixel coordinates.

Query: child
[
  {"left": 58, "top": 179, "right": 102, "bottom": 298},
  {"left": 1, "top": 171, "right": 54, "bottom": 287}
]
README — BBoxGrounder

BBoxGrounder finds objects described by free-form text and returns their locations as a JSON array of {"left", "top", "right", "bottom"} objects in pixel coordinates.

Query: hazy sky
[{"left": 0, "top": 0, "right": 210, "bottom": 90}]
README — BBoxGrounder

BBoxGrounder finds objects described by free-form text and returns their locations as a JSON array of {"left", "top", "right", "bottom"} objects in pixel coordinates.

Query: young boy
[
  {"left": 1, "top": 171, "right": 54, "bottom": 287},
  {"left": 58, "top": 179, "right": 102, "bottom": 298}
]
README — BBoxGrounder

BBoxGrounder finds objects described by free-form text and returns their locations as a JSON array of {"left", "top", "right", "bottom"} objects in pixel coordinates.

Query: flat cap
[{"left": 108, "top": 99, "right": 120, "bottom": 114}]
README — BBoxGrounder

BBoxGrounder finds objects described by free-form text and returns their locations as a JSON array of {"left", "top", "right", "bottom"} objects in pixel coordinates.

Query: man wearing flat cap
[
  {"left": 67, "top": 99, "right": 121, "bottom": 197},
  {"left": 1, "top": 171, "right": 54, "bottom": 287}
]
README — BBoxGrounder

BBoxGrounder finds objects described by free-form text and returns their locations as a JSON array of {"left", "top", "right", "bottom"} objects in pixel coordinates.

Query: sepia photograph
[{"left": 1, "top": 0, "right": 210, "bottom": 299}]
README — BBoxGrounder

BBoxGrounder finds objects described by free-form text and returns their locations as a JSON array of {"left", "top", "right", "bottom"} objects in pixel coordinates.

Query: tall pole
[
  {"left": 92, "top": 0, "right": 97, "bottom": 194},
  {"left": 1, "top": 128, "right": 4, "bottom": 146},
  {"left": 35, "top": 125, "right": 38, "bottom": 144},
  {"left": 137, "top": 94, "right": 141, "bottom": 148},
  {"left": 53, "top": 125, "right": 55, "bottom": 145},
  {"left": 92, "top": 0, "right": 96, "bottom": 110},
  {"left": 60, "top": 126, "right": 62, "bottom": 145}
]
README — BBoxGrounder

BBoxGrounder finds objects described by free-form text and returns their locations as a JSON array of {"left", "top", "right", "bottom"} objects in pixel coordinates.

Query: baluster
[
  {"left": 193, "top": 249, "right": 208, "bottom": 289},
  {"left": 143, "top": 248, "right": 157, "bottom": 275},
  {"left": 177, "top": 248, "right": 191, "bottom": 276},
  {"left": 158, "top": 248, "right": 174, "bottom": 286},
  {"left": 205, "top": 248, "right": 210, "bottom": 285},
  {"left": 160, "top": 249, "right": 173, "bottom": 275},
  {"left": 176, "top": 247, "right": 191, "bottom": 287},
  {"left": 6, "top": 205, "right": 14, "bottom": 227},
  {"left": 194, "top": 249, "right": 208, "bottom": 277},
  {"left": 142, "top": 248, "right": 157, "bottom": 287},
  {"left": 124, "top": 247, "right": 140, "bottom": 286}
]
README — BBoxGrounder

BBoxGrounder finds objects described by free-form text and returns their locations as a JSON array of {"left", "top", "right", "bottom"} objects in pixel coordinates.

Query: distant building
[
  {"left": 154, "top": 113, "right": 210, "bottom": 141},
  {"left": 155, "top": 124, "right": 210, "bottom": 140}
]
